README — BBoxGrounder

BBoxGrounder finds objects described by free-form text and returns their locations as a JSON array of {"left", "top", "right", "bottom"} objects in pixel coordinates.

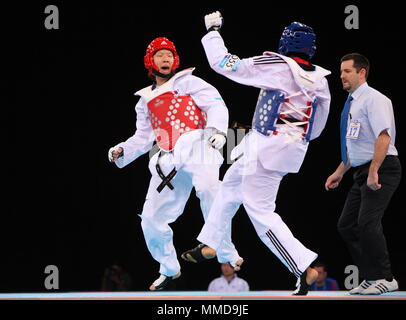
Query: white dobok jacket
[{"left": 202, "top": 31, "right": 331, "bottom": 173}]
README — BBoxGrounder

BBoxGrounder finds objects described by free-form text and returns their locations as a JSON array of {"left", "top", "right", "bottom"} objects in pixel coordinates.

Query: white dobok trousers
[
  {"left": 140, "top": 151, "right": 240, "bottom": 277},
  {"left": 197, "top": 158, "right": 317, "bottom": 277}
]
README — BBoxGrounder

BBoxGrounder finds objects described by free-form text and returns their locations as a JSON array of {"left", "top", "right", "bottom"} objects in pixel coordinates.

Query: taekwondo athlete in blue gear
[{"left": 182, "top": 13, "right": 332, "bottom": 296}]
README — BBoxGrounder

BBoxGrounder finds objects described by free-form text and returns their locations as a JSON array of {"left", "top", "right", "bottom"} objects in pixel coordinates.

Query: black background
[{"left": 3, "top": 0, "right": 405, "bottom": 295}]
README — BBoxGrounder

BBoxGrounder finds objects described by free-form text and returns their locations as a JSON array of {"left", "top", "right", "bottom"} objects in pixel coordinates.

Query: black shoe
[
  {"left": 292, "top": 268, "right": 318, "bottom": 296},
  {"left": 181, "top": 244, "right": 216, "bottom": 263},
  {"left": 149, "top": 272, "right": 181, "bottom": 291}
]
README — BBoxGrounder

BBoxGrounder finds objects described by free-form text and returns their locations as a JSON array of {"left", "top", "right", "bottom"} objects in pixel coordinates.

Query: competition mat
[{"left": 1, "top": 291, "right": 405, "bottom": 300}]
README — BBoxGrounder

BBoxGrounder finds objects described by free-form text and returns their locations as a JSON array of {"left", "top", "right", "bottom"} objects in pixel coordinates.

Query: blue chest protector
[
  {"left": 252, "top": 89, "right": 318, "bottom": 142},
  {"left": 252, "top": 90, "right": 285, "bottom": 136}
]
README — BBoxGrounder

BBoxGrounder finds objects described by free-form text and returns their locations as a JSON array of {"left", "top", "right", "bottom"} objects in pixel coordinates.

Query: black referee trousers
[{"left": 337, "top": 155, "right": 401, "bottom": 280}]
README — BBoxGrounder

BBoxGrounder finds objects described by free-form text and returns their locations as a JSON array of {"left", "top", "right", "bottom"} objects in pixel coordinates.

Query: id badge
[{"left": 346, "top": 120, "right": 361, "bottom": 139}]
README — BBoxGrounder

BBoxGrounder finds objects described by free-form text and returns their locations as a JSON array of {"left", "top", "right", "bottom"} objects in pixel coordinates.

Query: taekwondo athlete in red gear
[
  {"left": 108, "top": 37, "right": 242, "bottom": 291},
  {"left": 182, "top": 12, "right": 332, "bottom": 295}
]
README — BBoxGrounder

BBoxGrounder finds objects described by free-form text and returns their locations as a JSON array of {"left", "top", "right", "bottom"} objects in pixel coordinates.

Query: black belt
[{"left": 156, "top": 151, "right": 177, "bottom": 193}]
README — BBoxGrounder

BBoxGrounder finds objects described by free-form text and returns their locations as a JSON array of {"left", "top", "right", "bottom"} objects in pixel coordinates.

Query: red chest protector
[
  {"left": 147, "top": 91, "right": 207, "bottom": 151},
  {"left": 136, "top": 68, "right": 207, "bottom": 152}
]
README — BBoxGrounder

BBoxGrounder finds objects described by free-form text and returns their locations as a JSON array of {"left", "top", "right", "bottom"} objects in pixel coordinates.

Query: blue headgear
[{"left": 278, "top": 22, "right": 316, "bottom": 59}]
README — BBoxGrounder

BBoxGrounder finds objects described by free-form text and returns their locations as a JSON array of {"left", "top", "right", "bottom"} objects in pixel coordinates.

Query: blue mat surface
[{"left": 1, "top": 291, "right": 405, "bottom": 300}]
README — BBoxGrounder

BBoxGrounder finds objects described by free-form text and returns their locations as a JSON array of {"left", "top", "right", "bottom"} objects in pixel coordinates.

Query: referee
[{"left": 325, "top": 53, "right": 401, "bottom": 295}]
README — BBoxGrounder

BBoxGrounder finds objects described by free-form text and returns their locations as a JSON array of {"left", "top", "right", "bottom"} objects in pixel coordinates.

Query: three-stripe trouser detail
[{"left": 266, "top": 229, "right": 302, "bottom": 277}]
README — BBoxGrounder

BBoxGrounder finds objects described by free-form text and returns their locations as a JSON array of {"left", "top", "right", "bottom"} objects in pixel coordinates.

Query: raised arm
[{"left": 201, "top": 12, "right": 286, "bottom": 88}]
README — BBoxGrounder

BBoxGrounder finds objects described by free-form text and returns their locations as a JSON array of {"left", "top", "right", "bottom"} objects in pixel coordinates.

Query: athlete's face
[
  {"left": 340, "top": 60, "right": 366, "bottom": 93},
  {"left": 153, "top": 49, "right": 174, "bottom": 75}
]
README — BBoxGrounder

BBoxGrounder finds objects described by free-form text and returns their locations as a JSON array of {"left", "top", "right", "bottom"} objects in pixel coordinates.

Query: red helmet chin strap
[{"left": 144, "top": 37, "right": 180, "bottom": 73}]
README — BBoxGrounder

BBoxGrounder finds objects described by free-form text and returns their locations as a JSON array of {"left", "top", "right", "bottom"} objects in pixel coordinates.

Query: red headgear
[{"left": 144, "top": 37, "right": 180, "bottom": 73}]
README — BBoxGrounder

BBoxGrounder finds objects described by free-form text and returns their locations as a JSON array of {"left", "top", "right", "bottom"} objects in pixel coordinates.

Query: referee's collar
[
  {"left": 222, "top": 274, "right": 237, "bottom": 283},
  {"left": 350, "top": 82, "right": 369, "bottom": 100}
]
